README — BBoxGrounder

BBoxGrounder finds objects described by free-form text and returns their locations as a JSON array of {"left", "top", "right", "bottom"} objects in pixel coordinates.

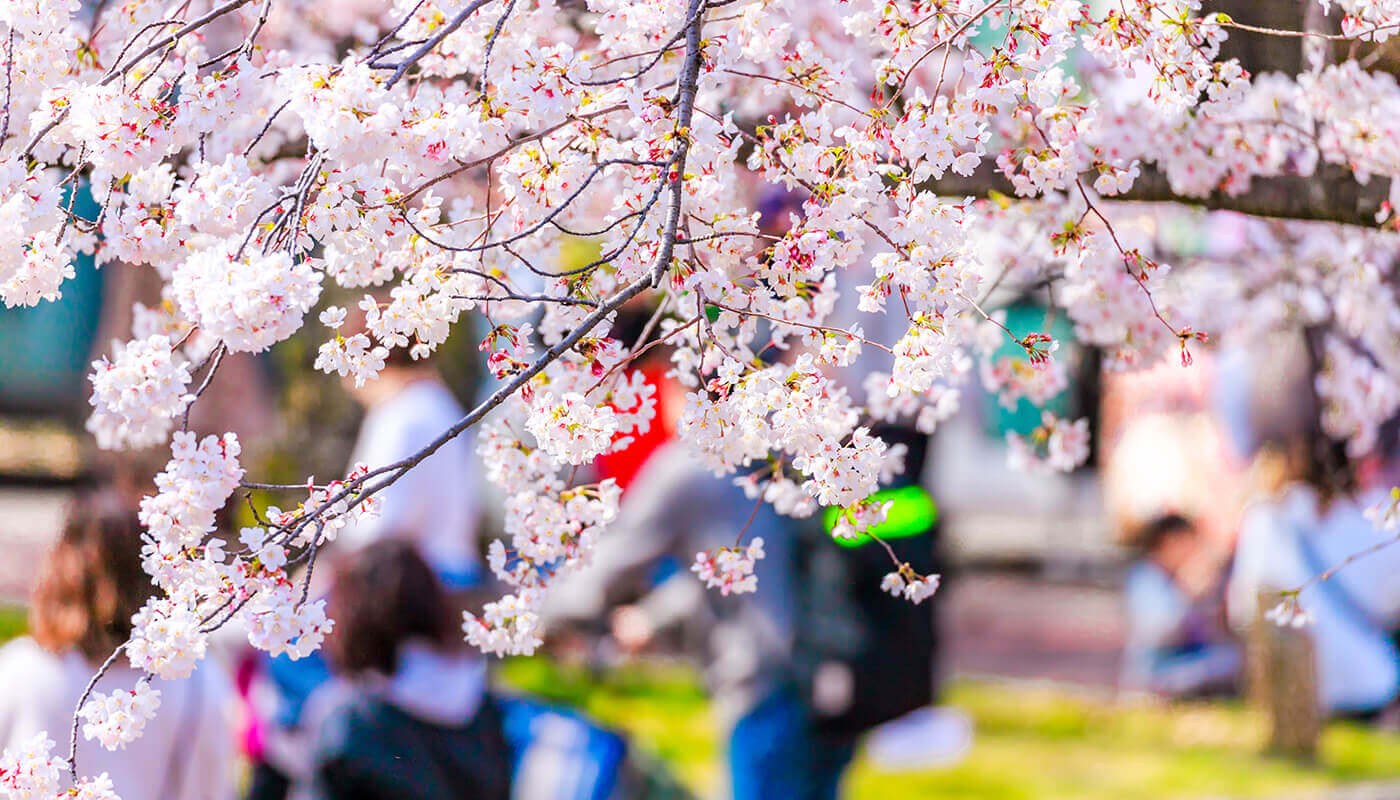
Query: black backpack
[{"left": 791, "top": 428, "right": 944, "bottom": 737}]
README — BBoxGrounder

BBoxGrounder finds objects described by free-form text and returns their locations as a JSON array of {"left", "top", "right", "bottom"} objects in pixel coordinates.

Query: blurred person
[
  {"left": 1228, "top": 437, "right": 1400, "bottom": 718},
  {"left": 1121, "top": 513, "right": 1241, "bottom": 697},
  {"left": 592, "top": 301, "right": 681, "bottom": 492},
  {"left": 301, "top": 540, "right": 510, "bottom": 800},
  {"left": 339, "top": 344, "right": 484, "bottom": 590},
  {"left": 544, "top": 439, "right": 856, "bottom": 800},
  {"left": 1100, "top": 353, "right": 1247, "bottom": 559},
  {"left": 242, "top": 337, "right": 489, "bottom": 800},
  {"left": 0, "top": 492, "right": 235, "bottom": 800}
]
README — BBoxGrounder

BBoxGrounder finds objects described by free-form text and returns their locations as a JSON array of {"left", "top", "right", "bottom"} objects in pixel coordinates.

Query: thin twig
[
  {"left": 67, "top": 644, "right": 127, "bottom": 779},
  {"left": 384, "top": 0, "right": 497, "bottom": 89}
]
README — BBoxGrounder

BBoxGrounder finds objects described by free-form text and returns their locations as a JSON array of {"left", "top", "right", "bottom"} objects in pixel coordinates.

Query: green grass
[
  {"left": 500, "top": 657, "right": 1400, "bottom": 800},
  {"left": 500, "top": 656, "right": 721, "bottom": 794},
  {"left": 3, "top": 610, "right": 1392, "bottom": 799},
  {"left": 0, "top": 605, "right": 26, "bottom": 644}
]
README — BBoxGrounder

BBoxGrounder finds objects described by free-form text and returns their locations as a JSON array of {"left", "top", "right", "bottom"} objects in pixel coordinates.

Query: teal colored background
[
  {"left": 0, "top": 183, "right": 105, "bottom": 416},
  {"left": 979, "top": 303, "right": 1080, "bottom": 438}
]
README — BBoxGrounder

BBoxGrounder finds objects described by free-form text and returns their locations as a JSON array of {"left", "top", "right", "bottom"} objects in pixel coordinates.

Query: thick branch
[{"left": 927, "top": 162, "right": 1391, "bottom": 228}]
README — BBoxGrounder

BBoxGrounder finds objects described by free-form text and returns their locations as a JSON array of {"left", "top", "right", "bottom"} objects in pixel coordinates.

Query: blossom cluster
[
  {"left": 829, "top": 499, "right": 894, "bottom": 542},
  {"left": 0, "top": 733, "right": 66, "bottom": 800},
  {"left": 86, "top": 335, "right": 194, "bottom": 451},
  {"left": 171, "top": 248, "right": 323, "bottom": 354},
  {"left": 1265, "top": 597, "right": 1314, "bottom": 629},
  {"left": 692, "top": 538, "right": 766, "bottom": 597},
  {"left": 78, "top": 682, "right": 161, "bottom": 751},
  {"left": 463, "top": 591, "right": 545, "bottom": 658},
  {"left": 1316, "top": 336, "right": 1400, "bottom": 457},
  {"left": 1366, "top": 488, "right": 1400, "bottom": 534},
  {"left": 524, "top": 392, "right": 621, "bottom": 466},
  {"left": 0, "top": 160, "right": 69, "bottom": 309},
  {"left": 69, "top": 774, "right": 121, "bottom": 800},
  {"left": 1007, "top": 413, "right": 1093, "bottom": 473},
  {"left": 882, "top": 565, "right": 941, "bottom": 605},
  {"left": 126, "top": 594, "right": 210, "bottom": 681},
  {"left": 314, "top": 320, "right": 390, "bottom": 389},
  {"left": 139, "top": 433, "right": 245, "bottom": 554},
  {"left": 130, "top": 434, "right": 365, "bottom": 679}
]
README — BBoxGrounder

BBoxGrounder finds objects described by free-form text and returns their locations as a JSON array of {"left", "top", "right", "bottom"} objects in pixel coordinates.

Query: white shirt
[
  {"left": 341, "top": 379, "right": 483, "bottom": 577},
  {"left": 0, "top": 637, "right": 235, "bottom": 800},
  {"left": 1228, "top": 485, "right": 1400, "bottom": 713}
]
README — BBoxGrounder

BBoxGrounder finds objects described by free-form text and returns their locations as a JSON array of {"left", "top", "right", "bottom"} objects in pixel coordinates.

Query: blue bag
[{"left": 498, "top": 695, "right": 628, "bottom": 800}]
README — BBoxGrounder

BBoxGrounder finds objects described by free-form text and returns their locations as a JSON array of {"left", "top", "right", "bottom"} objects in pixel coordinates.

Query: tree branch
[
  {"left": 382, "top": 0, "right": 497, "bottom": 89},
  {"left": 258, "top": 0, "right": 712, "bottom": 546},
  {"left": 927, "top": 161, "right": 1391, "bottom": 228}
]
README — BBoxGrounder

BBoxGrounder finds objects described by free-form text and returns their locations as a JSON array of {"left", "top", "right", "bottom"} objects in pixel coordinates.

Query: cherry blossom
[
  {"left": 830, "top": 499, "right": 894, "bottom": 542},
  {"left": 525, "top": 392, "right": 620, "bottom": 466},
  {"left": 126, "top": 595, "right": 209, "bottom": 681},
  {"left": 1007, "top": 413, "right": 1092, "bottom": 473},
  {"left": 0, "top": 733, "right": 66, "bottom": 800},
  {"left": 1265, "top": 597, "right": 1314, "bottom": 629},
  {"left": 692, "top": 538, "right": 766, "bottom": 596},
  {"left": 315, "top": 333, "right": 390, "bottom": 387},
  {"left": 171, "top": 248, "right": 322, "bottom": 354},
  {"left": 86, "top": 335, "right": 194, "bottom": 451},
  {"left": 70, "top": 773, "right": 122, "bottom": 800},
  {"left": 463, "top": 591, "right": 545, "bottom": 658},
  {"left": 1316, "top": 336, "right": 1400, "bottom": 456},
  {"left": 139, "top": 433, "right": 244, "bottom": 555},
  {"left": 244, "top": 586, "right": 333, "bottom": 660},
  {"left": 78, "top": 683, "right": 161, "bottom": 751},
  {"left": 881, "top": 565, "right": 941, "bottom": 605},
  {"left": 1365, "top": 488, "right": 1400, "bottom": 534}
]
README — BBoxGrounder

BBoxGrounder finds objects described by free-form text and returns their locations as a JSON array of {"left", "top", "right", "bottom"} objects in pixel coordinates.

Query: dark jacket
[{"left": 312, "top": 691, "right": 511, "bottom": 800}]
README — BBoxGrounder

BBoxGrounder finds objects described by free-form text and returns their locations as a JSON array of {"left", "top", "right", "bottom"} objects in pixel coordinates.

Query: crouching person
[{"left": 1122, "top": 514, "right": 1241, "bottom": 698}]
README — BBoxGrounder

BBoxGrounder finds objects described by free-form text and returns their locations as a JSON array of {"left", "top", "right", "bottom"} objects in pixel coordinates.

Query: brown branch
[
  {"left": 246, "top": 0, "right": 713, "bottom": 547},
  {"left": 926, "top": 161, "right": 1391, "bottom": 229}
]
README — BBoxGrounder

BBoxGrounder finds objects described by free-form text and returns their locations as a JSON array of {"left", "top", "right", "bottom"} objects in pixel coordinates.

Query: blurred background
[{"left": 5, "top": 224, "right": 1400, "bottom": 800}]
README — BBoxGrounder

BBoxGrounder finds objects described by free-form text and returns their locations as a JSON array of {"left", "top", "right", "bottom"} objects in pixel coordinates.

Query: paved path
[
  {"left": 946, "top": 570, "right": 1125, "bottom": 686},
  {"left": 0, "top": 487, "right": 69, "bottom": 603}
]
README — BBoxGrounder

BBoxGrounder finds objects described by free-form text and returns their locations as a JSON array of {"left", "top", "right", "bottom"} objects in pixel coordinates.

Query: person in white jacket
[
  {"left": 0, "top": 492, "right": 235, "bottom": 800},
  {"left": 242, "top": 346, "right": 489, "bottom": 800},
  {"left": 1228, "top": 451, "right": 1400, "bottom": 717},
  {"left": 339, "top": 354, "right": 484, "bottom": 589}
]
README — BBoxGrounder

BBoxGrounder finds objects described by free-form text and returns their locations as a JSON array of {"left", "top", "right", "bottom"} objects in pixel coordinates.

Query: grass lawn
[
  {"left": 0, "top": 605, "right": 26, "bottom": 644},
  {"left": 0, "top": 607, "right": 1393, "bottom": 798},
  {"left": 500, "top": 657, "right": 1400, "bottom": 800}
]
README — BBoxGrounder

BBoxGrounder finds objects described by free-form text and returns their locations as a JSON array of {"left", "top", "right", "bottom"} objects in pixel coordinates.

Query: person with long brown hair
[{"left": 0, "top": 491, "right": 236, "bottom": 800}]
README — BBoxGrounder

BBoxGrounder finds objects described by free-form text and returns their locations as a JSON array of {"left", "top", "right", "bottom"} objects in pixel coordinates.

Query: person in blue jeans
[
  {"left": 729, "top": 688, "right": 856, "bottom": 800},
  {"left": 545, "top": 440, "right": 858, "bottom": 800}
]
